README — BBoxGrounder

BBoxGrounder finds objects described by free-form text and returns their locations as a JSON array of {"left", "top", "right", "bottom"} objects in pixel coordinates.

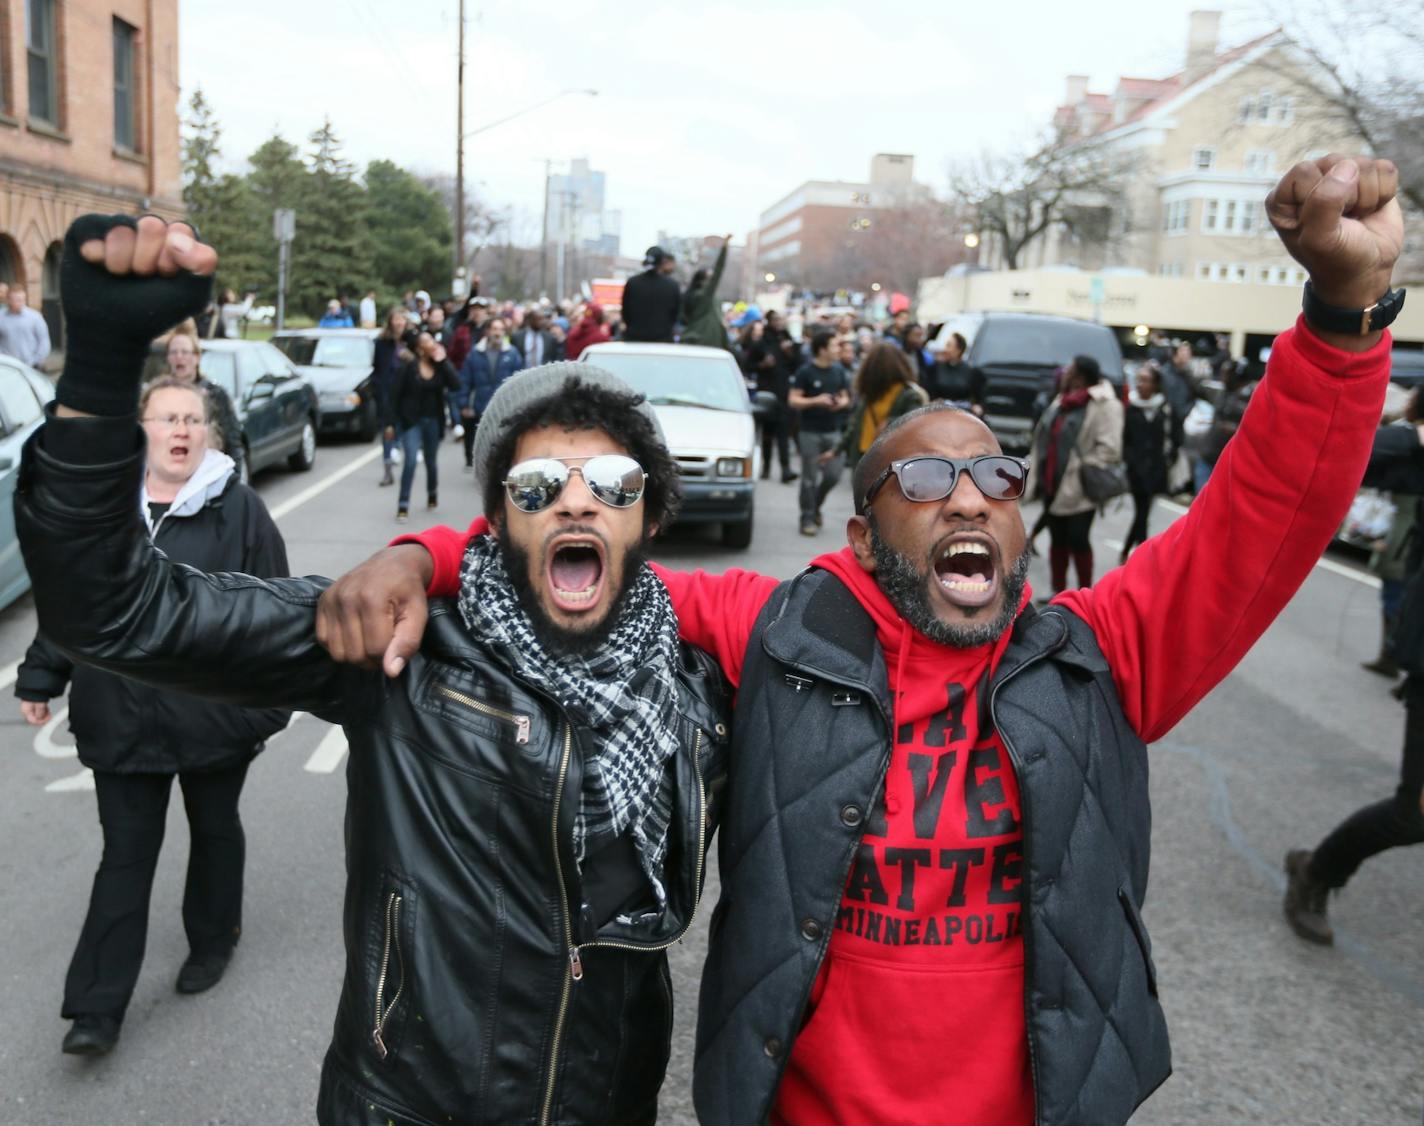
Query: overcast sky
[{"left": 182, "top": 1, "right": 1267, "bottom": 259}]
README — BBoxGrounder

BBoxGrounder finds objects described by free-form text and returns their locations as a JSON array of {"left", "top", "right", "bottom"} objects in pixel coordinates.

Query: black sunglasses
[
  {"left": 862, "top": 455, "right": 1030, "bottom": 509},
  {"left": 504, "top": 454, "right": 646, "bottom": 513}
]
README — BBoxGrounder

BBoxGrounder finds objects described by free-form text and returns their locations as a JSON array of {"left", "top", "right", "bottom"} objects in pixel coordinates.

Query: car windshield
[
  {"left": 585, "top": 352, "right": 748, "bottom": 412},
  {"left": 273, "top": 336, "right": 372, "bottom": 368},
  {"left": 974, "top": 320, "right": 1123, "bottom": 377}
]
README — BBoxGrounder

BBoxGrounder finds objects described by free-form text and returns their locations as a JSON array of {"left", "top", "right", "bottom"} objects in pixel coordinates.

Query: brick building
[
  {"left": 0, "top": 0, "right": 183, "bottom": 349},
  {"left": 752, "top": 154, "right": 933, "bottom": 292}
]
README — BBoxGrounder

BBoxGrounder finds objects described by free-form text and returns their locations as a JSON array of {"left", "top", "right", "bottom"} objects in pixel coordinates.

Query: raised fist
[
  {"left": 1266, "top": 154, "right": 1402, "bottom": 311},
  {"left": 58, "top": 214, "right": 217, "bottom": 416}
]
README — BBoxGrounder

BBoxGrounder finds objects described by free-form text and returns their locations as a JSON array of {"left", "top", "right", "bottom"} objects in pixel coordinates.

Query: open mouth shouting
[
  {"left": 932, "top": 534, "right": 1000, "bottom": 610},
  {"left": 545, "top": 534, "right": 609, "bottom": 617}
]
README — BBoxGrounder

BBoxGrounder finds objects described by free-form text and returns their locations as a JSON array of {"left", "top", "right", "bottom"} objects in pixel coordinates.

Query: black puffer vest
[{"left": 693, "top": 569, "right": 1170, "bottom": 1125}]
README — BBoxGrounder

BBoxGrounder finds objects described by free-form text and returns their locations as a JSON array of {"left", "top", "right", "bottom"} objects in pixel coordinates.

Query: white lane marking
[
  {"left": 268, "top": 446, "right": 383, "bottom": 521},
  {"left": 303, "top": 725, "right": 348, "bottom": 773},
  {"left": 33, "top": 704, "right": 75, "bottom": 759},
  {"left": 0, "top": 658, "right": 19, "bottom": 695},
  {"left": 45, "top": 767, "right": 94, "bottom": 793},
  {"left": 1153, "top": 498, "right": 1379, "bottom": 589}
]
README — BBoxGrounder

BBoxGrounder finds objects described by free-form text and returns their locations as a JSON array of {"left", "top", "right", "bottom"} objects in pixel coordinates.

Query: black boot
[
  {"left": 1362, "top": 614, "right": 1399, "bottom": 676},
  {"left": 176, "top": 949, "right": 232, "bottom": 994},
  {"left": 379, "top": 462, "right": 394, "bottom": 487},
  {"left": 63, "top": 1014, "right": 121, "bottom": 1056},
  {"left": 1282, "top": 849, "right": 1334, "bottom": 945}
]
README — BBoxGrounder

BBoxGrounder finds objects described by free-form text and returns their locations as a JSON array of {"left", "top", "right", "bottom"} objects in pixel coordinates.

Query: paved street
[{"left": 0, "top": 433, "right": 1420, "bottom": 1125}]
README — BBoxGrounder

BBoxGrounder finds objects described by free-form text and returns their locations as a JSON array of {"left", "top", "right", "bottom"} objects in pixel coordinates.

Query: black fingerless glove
[{"left": 56, "top": 214, "right": 214, "bottom": 417}]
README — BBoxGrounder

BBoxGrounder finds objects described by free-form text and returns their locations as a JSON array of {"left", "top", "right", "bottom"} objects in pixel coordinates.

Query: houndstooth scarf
[{"left": 457, "top": 534, "right": 682, "bottom": 907}]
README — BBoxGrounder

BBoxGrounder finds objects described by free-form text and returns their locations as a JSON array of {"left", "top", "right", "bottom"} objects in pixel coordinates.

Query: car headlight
[
  {"left": 716, "top": 457, "right": 748, "bottom": 478},
  {"left": 319, "top": 392, "right": 361, "bottom": 409}
]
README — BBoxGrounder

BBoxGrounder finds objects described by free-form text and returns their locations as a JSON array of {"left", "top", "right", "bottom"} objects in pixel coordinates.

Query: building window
[
  {"left": 1203, "top": 199, "right": 1220, "bottom": 232},
  {"left": 1197, "top": 262, "right": 1212, "bottom": 281},
  {"left": 1193, "top": 146, "right": 1216, "bottom": 171},
  {"left": 26, "top": 0, "right": 58, "bottom": 126},
  {"left": 1163, "top": 199, "right": 1190, "bottom": 235},
  {"left": 1224, "top": 200, "right": 1238, "bottom": 233},
  {"left": 1277, "top": 96, "right": 1294, "bottom": 124},
  {"left": 113, "top": 18, "right": 138, "bottom": 152},
  {"left": 1245, "top": 150, "right": 1275, "bottom": 175},
  {"left": 1256, "top": 90, "right": 1273, "bottom": 123}
]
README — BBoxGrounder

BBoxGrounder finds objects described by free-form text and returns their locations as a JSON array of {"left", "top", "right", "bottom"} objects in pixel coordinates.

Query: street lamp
[
  {"left": 963, "top": 232, "right": 980, "bottom": 249},
  {"left": 870, "top": 282, "right": 882, "bottom": 293},
  {"left": 764, "top": 272, "right": 776, "bottom": 283}
]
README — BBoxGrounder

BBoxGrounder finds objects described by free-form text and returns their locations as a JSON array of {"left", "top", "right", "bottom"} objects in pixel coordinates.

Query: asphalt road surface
[{"left": 0, "top": 434, "right": 1419, "bottom": 1125}]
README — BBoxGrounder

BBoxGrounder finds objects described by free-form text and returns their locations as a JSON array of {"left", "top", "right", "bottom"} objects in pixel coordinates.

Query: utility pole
[
  {"left": 539, "top": 159, "right": 552, "bottom": 298},
  {"left": 274, "top": 208, "right": 295, "bottom": 331},
  {"left": 453, "top": 0, "right": 466, "bottom": 287}
]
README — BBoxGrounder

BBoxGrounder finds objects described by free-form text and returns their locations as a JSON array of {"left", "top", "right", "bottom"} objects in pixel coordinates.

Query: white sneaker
[
  {"left": 390, "top": 448, "right": 402, "bottom": 464},
  {"left": 452, "top": 424, "right": 465, "bottom": 439}
]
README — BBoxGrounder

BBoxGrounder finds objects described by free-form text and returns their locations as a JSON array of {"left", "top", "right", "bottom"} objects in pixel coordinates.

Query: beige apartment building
[
  {"left": 0, "top": 0, "right": 183, "bottom": 348},
  {"left": 955, "top": 11, "right": 1421, "bottom": 349}
]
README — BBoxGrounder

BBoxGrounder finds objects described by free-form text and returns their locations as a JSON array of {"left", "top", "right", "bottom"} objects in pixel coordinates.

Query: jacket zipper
[
  {"left": 989, "top": 628, "right": 1063, "bottom": 1126},
  {"left": 371, "top": 892, "right": 405, "bottom": 1060},
  {"left": 537, "top": 726, "right": 709, "bottom": 1125},
  {"left": 435, "top": 684, "right": 531, "bottom": 743},
  {"left": 539, "top": 724, "right": 578, "bottom": 1126},
  {"left": 574, "top": 728, "right": 708, "bottom": 958}
]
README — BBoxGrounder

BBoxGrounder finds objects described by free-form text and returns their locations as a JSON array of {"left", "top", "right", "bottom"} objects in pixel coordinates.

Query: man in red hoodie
[{"left": 316, "top": 155, "right": 1403, "bottom": 1124}]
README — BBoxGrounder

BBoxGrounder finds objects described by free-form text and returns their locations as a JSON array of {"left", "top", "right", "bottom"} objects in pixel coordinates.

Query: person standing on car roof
[
  {"left": 16, "top": 375, "right": 289, "bottom": 1057},
  {"left": 680, "top": 236, "right": 734, "bottom": 350},
  {"left": 621, "top": 247, "right": 681, "bottom": 343}
]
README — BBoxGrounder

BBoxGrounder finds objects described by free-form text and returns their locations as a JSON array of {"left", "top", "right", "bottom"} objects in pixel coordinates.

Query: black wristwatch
[{"left": 1302, "top": 280, "right": 1406, "bottom": 335}]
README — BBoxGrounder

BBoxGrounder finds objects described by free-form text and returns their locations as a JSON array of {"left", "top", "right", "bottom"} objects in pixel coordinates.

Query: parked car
[
  {"left": 935, "top": 312, "right": 1125, "bottom": 452},
  {"left": 578, "top": 342, "right": 761, "bottom": 548},
  {"left": 0, "top": 357, "right": 55, "bottom": 610},
  {"left": 144, "top": 339, "right": 319, "bottom": 481},
  {"left": 1387, "top": 348, "right": 1424, "bottom": 389},
  {"left": 270, "top": 328, "right": 380, "bottom": 440}
]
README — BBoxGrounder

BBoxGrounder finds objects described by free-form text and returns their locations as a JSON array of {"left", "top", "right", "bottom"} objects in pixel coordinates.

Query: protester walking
[
  {"left": 1028, "top": 355, "right": 1125, "bottom": 595},
  {"left": 679, "top": 235, "right": 733, "bottom": 350},
  {"left": 830, "top": 342, "right": 928, "bottom": 468},
  {"left": 788, "top": 331, "right": 851, "bottom": 535},
  {"left": 318, "top": 299, "right": 353, "bottom": 328},
  {"left": 1285, "top": 410, "right": 1424, "bottom": 944},
  {"left": 926, "top": 328, "right": 985, "bottom": 413},
  {"left": 18, "top": 213, "right": 730, "bottom": 1121},
  {"left": 162, "top": 328, "right": 246, "bottom": 483},
  {"left": 16, "top": 375, "right": 288, "bottom": 1056},
  {"left": 621, "top": 246, "right": 680, "bottom": 343},
  {"left": 372, "top": 308, "right": 410, "bottom": 487},
  {"left": 456, "top": 316, "right": 524, "bottom": 472},
  {"left": 750, "top": 310, "right": 799, "bottom": 483},
  {"left": 1119, "top": 362, "right": 1179, "bottom": 563},
  {"left": 0, "top": 285, "right": 51, "bottom": 367},
  {"left": 514, "top": 308, "right": 560, "bottom": 367},
  {"left": 1195, "top": 357, "right": 1258, "bottom": 490},
  {"left": 391, "top": 331, "right": 458, "bottom": 521}
]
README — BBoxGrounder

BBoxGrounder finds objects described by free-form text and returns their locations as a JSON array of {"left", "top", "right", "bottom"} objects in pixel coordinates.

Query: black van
[{"left": 942, "top": 312, "right": 1125, "bottom": 452}]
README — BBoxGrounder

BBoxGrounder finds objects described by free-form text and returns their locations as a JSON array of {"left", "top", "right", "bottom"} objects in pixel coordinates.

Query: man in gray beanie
[{"left": 18, "top": 212, "right": 730, "bottom": 1123}]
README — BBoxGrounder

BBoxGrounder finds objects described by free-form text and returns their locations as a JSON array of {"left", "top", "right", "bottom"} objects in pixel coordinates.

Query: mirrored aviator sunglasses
[
  {"left": 504, "top": 454, "right": 647, "bottom": 514},
  {"left": 866, "top": 455, "right": 1030, "bottom": 507}
]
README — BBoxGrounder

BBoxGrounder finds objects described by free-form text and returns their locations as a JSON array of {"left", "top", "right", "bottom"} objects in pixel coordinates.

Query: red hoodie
[{"left": 400, "top": 318, "right": 1388, "bottom": 1123}]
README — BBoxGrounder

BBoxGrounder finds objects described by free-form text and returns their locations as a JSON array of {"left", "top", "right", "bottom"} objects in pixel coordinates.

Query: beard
[
  {"left": 496, "top": 522, "right": 645, "bottom": 658},
  {"left": 868, "top": 515, "right": 1030, "bottom": 648}
]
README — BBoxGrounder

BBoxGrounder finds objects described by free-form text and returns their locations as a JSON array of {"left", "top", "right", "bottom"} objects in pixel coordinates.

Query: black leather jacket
[{"left": 17, "top": 414, "right": 731, "bottom": 1126}]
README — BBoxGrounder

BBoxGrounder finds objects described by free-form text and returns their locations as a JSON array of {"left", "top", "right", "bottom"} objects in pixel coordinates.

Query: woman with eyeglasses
[
  {"left": 162, "top": 327, "right": 247, "bottom": 483},
  {"left": 15, "top": 376, "right": 290, "bottom": 1057}
]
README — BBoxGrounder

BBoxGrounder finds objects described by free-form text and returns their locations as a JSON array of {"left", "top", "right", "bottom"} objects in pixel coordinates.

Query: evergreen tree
[
  {"left": 366, "top": 159, "right": 451, "bottom": 297},
  {"left": 246, "top": 133, "right": 309, "bottom": 305},
  {"left": 291, "top": 119, "right": 372, "bottom": 316},
  {"left": 181, "top": 89, "right": 263, "bottom": 294}
]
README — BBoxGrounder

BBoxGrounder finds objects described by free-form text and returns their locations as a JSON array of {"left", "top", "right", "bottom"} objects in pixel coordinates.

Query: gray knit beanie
[{"left": 471, "top": 362, "right": 667, "bottom": 491}]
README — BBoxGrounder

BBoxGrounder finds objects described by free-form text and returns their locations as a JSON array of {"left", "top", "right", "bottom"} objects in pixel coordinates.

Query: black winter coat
[
  {"left": 391, "top": 357, "right": 459, "bottom": 433},
  {"left": 693, "top": 571, "right": 1169, "bottom": 1126},
  {"left": 15, "top": 468, "right": 290, "bottom": 773},
  {"left": 620, "top": 270, "right": 680, "bottom": 343},
  {"left": 1364, "top": 425, "right": 1424, "bottom": 672},
  {"left": 371, "top": 336, "right": 406, "bottom": 423},
  {"left": 1123, "top": 396, "right": 1177, "bottom": 496},
  {"left": 17, "top": 413, "right": 732, "bottom": 1126}
]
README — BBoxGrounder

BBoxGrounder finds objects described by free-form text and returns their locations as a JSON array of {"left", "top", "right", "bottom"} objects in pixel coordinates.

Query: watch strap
[{"left": 1303, "top": 280, "right": 1405, "bottom": 335}]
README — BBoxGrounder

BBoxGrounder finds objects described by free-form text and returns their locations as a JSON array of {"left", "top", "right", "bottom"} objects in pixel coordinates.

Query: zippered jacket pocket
[{"left": 370, "top": 873, "right": 418, "bottom": 1062}]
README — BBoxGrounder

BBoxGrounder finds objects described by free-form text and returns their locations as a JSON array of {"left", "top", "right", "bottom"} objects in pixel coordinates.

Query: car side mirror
[
  {"left": 247, "top": 381, "right": 275, "bottom": 402},
  {"left": 751, "top": 391, "right": 778, "bottom": 421}
]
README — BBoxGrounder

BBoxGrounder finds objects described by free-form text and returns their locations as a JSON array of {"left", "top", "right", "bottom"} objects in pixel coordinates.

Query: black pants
[
  {"left": 1045, "top": 509, "right": 1096, "bottom": 592},
  {"left": 759, "top": 399, "right": 792, "bottom": 475},
  {"left": 63, "top": 761, "right": 250, "bottom": 1020},
  {"left": 462, "top": 414, "right": 477, "bottom": 466},
  {"left": 1310, "top": 675, "right": 1424, "bottom": 888},
  {"left": 1122, "top": 489, "right": 1155, "bottom": 555}
]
